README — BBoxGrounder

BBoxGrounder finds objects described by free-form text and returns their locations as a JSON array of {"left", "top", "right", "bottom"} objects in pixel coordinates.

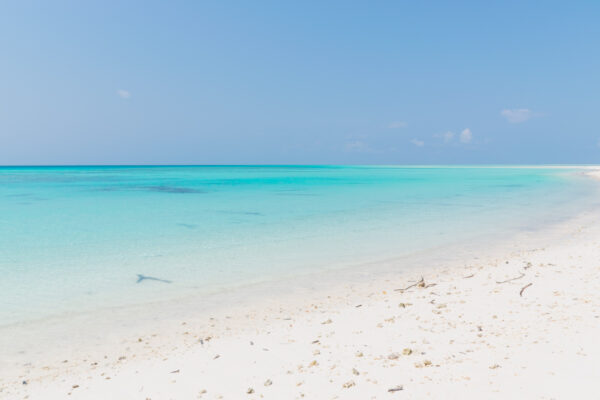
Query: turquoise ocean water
[{"left": 0, "top": 166, "right": 597, "bottom": 326}]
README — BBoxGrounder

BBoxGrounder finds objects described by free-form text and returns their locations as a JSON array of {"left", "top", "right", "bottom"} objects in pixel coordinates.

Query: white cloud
[
  {"left": 388, "top": 121, "right": 407, "bottom": 129},
  {"left": 410, "top": 138, "right": 425, "bottom": 147},
  {"left": 433, "top": 131, "right": 455, "bottom": 142},
  {"left": 501, "top": 108, "right": 533, "bottom": 123},
  {"left": 459, "top": 128, "right": 472, "bottom": 143},
  {"left": 117, "top": 89, "right": 131, "bottom": 99},
  {"left": 442, "top": 131, "right": 455, "bottom": 142}
]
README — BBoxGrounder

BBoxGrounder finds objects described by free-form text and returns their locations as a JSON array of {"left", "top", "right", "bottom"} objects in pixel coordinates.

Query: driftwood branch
[
  {"left": 395, "top": 277, "right": 425, "bottom": 292},
  {"left": 520, "top": 283, "right": 533, "bottom": 296},
  {"left": 496, "top": 273, "right": 525, "bottom": 284}
]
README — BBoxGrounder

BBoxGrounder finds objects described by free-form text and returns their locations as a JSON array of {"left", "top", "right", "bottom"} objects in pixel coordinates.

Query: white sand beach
[{"left": 3, "top": 198, "right": 600, "bottom": 399}]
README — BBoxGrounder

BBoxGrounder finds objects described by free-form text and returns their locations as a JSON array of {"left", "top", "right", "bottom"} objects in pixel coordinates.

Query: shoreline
[
  {"left": 0, "top": 189, "right": 593, "bottom": 361},
  {"left": 3, "top": 195, "right": 600, "bottom": 398}
]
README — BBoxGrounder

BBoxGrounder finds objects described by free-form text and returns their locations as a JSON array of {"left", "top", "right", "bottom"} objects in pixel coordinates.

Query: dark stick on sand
[
  {"left": 496, "top": 273, "right": 525, "bottom": 284},
  {"left": 520, "top": 283, "right": 533, "bottom": 296}
]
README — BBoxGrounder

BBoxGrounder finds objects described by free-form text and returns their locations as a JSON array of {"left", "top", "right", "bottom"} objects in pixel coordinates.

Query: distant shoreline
[{"left": 2, "top": 164, "right": 600, "bottom": 168}]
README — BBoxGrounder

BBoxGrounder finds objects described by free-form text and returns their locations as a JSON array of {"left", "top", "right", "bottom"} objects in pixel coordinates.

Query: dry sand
[{"left": 3, "top": 206, "right": 600, "bottom": 399}]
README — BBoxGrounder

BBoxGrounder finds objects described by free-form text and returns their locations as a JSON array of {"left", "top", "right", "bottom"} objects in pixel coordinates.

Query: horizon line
[{"left": 1, "top": 163, "right": 599, "bottom": 168}]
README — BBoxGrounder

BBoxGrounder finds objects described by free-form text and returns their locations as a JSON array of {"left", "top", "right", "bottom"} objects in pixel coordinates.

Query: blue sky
[{"left": 1, "top": 1, "right": 599, "bottom": 165}]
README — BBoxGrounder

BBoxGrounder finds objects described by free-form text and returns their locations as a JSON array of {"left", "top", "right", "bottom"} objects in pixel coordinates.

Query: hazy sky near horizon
[{"left": 1, "top": 1, "right": 599, "bottom": 165}]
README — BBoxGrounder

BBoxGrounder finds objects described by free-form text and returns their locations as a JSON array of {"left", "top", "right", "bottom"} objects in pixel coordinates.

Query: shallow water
[{"left": 0, "top": 166, "right": 597, "bottom": 325}]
